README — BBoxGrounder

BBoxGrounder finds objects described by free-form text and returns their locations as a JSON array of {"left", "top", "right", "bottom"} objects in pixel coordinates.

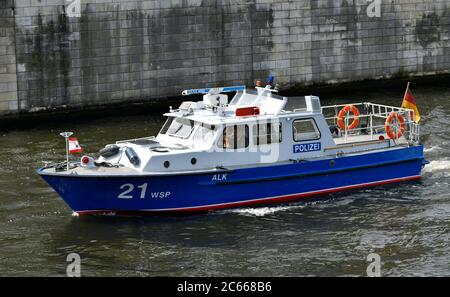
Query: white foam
[
  {"left": 225, "top": 206, "right": 294, "bottom": 216},
  {"left": 423, "top": 160, "right": 450, "bottom": 173},
  {"left": 424, "top": 146, "right": 441, "bottom": 153},
  {"left": 232, "top": 206, "right": 299, "bottom": 216}
]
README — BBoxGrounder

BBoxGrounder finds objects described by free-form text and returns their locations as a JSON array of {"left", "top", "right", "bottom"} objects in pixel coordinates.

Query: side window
[
  {"left": 167, "top": 118, "right": 195, "bottom": 139},
  {"left": 218, "top": 125, "right": 249, "bottom": 149},
  {"left": 293, "top": 119, "right": 320, "bottom": 142},
  {"left": 159, "top": 117, "right": 174, "bottom": 135},
  {"left": 253, "top": 122, "right": 282, "bottom": 145},
  {"left": 193, "top": 123, "right": 216, "bottom": 143}
]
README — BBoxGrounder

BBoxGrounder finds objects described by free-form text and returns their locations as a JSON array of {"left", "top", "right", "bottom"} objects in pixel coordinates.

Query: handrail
[
  {"left": 322, "top": 102, "right": 420, "bottom": 144},
  {"left": 324, "top": 139, "right": 391, "bottom": 151}
]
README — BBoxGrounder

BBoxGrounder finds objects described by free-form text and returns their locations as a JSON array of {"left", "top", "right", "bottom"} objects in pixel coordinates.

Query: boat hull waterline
[{"left": 38, "top": 146, "right": 425, "bottom": 215}]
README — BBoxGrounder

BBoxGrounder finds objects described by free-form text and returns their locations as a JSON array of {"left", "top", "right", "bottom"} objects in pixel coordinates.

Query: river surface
[{"left": 0, "top": 81, "right": 449, "bottom": 276}]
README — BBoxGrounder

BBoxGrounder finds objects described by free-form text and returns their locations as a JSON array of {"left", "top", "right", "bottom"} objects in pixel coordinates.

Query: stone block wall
[
  {"left": 0, "top": 0, "right": 18, "bottom": 112},
  {"left": 1, "top": 0, "right": 450, "bottom": 115}
]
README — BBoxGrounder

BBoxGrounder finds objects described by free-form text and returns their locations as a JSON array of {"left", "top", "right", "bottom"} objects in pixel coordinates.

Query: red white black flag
[{"left": 68, "top": 138, "right": 83, "bottom": 154}]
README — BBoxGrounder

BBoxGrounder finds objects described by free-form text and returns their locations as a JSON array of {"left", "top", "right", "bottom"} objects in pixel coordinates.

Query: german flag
[{"left": 401, "top": 82, "right": 420, "bottom": 123}]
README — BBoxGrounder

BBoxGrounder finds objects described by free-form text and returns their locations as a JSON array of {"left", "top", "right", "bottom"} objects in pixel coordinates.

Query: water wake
[
  {"left": 225, "top": 205, "right": 302, "bottom": 216},
  {"left": 423, "top": 160, "right": 450, "bottom": 173},
  {"left": 424, "top": 146, "right": 441, "bottom": 153},
  {"left": 222, "top": 200, "right": 330, "bottom": 216}
]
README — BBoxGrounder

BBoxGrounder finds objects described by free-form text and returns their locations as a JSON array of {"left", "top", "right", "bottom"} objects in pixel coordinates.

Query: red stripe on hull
[{"left": 75, "top": 175, "right": 421, "bottom": 216}]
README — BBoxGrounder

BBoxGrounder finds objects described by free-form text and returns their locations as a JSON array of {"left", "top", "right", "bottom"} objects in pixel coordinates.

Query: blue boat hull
[{"left": 38, "top": 146, "right": 426, "bottom": 215}]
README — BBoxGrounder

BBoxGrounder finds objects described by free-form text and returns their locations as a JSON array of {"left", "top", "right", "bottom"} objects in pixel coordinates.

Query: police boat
[{"left": 38, "top": 81, "right": 427, "bottom": 215}]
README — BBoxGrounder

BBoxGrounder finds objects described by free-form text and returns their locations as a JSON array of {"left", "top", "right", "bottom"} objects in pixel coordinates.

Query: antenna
[{"left": 59, "top": 132, "right": 73, "bottom": 171}]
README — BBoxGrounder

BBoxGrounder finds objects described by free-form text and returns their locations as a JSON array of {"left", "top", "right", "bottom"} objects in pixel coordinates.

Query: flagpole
[
  {"left": 403, "top": 81, "right": 410, "bottom": 101},
  {"left": 60, "top": 132, "right": 73, "bottom": 171},
  {"left": 65, "top": 136, "right": 69, "bottom": 171}
]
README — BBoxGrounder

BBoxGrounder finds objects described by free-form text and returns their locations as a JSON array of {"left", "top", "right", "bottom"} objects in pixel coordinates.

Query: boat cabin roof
[{"left": 163, "top": 86, "right": 322, "bottom": 125}]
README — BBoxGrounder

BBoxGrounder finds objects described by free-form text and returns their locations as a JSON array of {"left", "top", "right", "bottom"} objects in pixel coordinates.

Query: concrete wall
[
  {"left": 0, "top": 0, "right": 18, "bottom": 112},
  {"left": 1, "top": 0, "right": 450, "bottom": 115}
]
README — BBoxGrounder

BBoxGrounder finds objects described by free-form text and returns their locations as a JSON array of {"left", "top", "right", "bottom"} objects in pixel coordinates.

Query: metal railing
[{"left": 321, "top": 102, "right": 420, "bottom": 144}]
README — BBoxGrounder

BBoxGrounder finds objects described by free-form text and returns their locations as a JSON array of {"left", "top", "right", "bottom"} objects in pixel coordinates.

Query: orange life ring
[
  {"left": 337, "top": 105, "right": 360, "bottom": 130},
  {"left": 385, "top": 112, "right": 406, "bottom": 139}
]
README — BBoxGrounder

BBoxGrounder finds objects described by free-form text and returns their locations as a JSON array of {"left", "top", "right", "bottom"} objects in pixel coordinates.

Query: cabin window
[
  {"left": 253, "top": 122, "right": 282, "bottom": 145},
  {"left": 159, "top": 117, "right": 174, "bottom": 135},
  {"left": 293, "top": 119, "right": 321, "bottom": 141},
  {"left": 229, "top": 91, "right": 243, "bottom": 106},
  {"left": 167, "top": 118, "right": 195, "bottom": 139},
  {"left": 193, "top": 123, "right": 216, "bottom": 143},
  {"left": 218, "top": 125, "right": 249, "bottom": 149}
]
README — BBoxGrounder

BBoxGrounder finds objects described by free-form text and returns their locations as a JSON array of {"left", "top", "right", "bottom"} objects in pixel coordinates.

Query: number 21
[{"left": 117, "top": 183, "right": 148, "bottom": 199}]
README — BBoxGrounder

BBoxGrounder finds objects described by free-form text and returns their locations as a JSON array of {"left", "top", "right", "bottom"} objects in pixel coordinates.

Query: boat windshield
[
  {"left": 166, "top": 117, "right": 195, "bottom": 139},
  {"left": 193, "top": 123, "right": 216, "bottom": 143}
]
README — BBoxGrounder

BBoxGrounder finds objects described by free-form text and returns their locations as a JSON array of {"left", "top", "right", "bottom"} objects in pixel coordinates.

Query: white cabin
[{"left": 92, "top": 84, "right": 419, "bottom": 175}]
